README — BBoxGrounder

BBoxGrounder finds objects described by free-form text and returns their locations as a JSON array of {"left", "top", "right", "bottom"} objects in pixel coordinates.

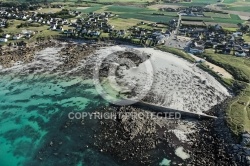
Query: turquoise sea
[
  {"left": 0, "top": 42, "right": 175, "bottom": 166},
  {"left": 0, "top": 72, "right": 125, "bottom": 166},
  {"left": 0, "top": 72, "right": 173, "bottom": 166}
]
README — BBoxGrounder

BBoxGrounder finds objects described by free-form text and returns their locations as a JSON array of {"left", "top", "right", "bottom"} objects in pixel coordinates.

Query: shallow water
[
  {"left": 0, "top": 72, "right": 175, "bottom": 166},
  {"left": 0, "top": 73, "right": 119, "bottom": 166}
]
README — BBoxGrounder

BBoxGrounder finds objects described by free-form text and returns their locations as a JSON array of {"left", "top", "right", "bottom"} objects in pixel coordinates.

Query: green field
[
  {"left": 105, "top": 5, "right": 154, "bottom": 13},
  {"left": 177, "top": 0, "right": 213, "bottom": 6},
  {"left": 224, "top": 6, "right": 250, "bottom": 12},
  {"left": 108, "top": 18, "right": 144, "bottom": 29},
  {"left": 223, "top": 0, "right": 237, "bottom": 4},
  {"left": 182, "top": 13, "right": 243, "bottom": 24},
  {"left": 202, "top": 49, "right": 250, "bottom": 134},
  {"left": 82, "top": 0, "right": 154, "bottom": 2},
  {"left": 204, "top": 49, "right": 250, "bottom": 83},
  {"left": 78, "top": 0, "right": 154, "bottom": 5},
  {"left": 204, "top": 12, "right": 230, "bottom": 19},
  {"left": 118, "top": 13, "right": 176, "bottom": 23},
  {"left": 104, "top": 5, "right": 177, "bottom": 23},
  {"left": 227, "top": 85, "right": 250, "bottom": 134}
]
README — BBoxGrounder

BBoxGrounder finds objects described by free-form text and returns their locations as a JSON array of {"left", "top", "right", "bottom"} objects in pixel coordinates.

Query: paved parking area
[{"left": 165, "top": 35, "right": 191, "bottom": 50}]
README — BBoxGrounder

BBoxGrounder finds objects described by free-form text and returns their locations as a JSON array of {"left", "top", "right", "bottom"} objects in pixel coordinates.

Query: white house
[
  {"left": 50, "top": 24, "right": 57, "bottom": 30},
  {"left": 140, "top": 31, "right": 146, "bottom": 37},
  {"left": 156, "top": 35, "right": 166, "bottom": 44},
  {"left": 0, "top": 38, "right": 8, "bottom": 42},
  {"left": 233, "top": 32, "right": 243, "bottom": 37},
  {"left": 13, "top": 34, "right": 23, "bottom": 40},
  {"left": 28, "top": 18, "right": 33, "bottom": 22},
  {"left": 3, "top": 34, "right": 11, "bottom": 39}
]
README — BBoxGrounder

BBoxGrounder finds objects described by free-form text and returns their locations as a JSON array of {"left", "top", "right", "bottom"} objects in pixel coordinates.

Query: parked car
[{"left": 235, "top": 50, "right": 246, "bottom": 57}]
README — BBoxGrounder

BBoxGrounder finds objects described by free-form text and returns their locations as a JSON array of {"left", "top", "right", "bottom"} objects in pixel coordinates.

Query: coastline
[{"left": 0, "top": 40, "right": 243, "bottom": 165}]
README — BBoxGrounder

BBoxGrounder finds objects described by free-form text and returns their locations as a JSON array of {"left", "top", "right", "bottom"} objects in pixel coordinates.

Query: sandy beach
[{"left": 88, "top": 45, "right": 230, "bottom": 114}]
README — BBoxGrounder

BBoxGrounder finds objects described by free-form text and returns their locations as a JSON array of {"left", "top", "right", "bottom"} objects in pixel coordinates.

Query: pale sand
[
  {"left": 189, "top": 53, "right": 233, "bottom": 79},
  {"left": 90, "top": 46, "right": 230, "bottom": 114},
  {"left": 76, "top": 7, "right": 90, "bottom": 10},
  {"left": 175, "top": 147, "right": 190, "bottom": 160}
]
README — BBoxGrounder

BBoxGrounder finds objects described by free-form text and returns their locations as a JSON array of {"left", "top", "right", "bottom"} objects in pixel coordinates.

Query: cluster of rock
[
  {"left": 188, "top": 119, "right": 233, "bottom": 165},
  {"left": 90, "top": 104, "right": 236, "bottom": 165},
  {"left": 57, "top": 43, "right": 96, "bottom": 71},
  {"left": 56, "top": 42, "right": 118, "bottom": 76},
  {"left": 98, "top": 49, "right": 150, "bottom": 79},
  {"left": 92, "top": 106, "right": 184, "bottom": 165},
  {"left": 232, "top": 135, "right": 250, "bottom": 165},
  {"left": 0, "top": 40, "right": 58, "bottom": 68},
  {"left": 211, "top": 100, "right": 250, "bottom": 166}
]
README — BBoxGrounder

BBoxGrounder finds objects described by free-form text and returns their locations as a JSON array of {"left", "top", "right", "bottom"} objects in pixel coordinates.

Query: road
[
  {"left": 165, "top": 14, "right": 191, "bottom": 49},
  {"left": 176, "top": 14, "right": 182, "bottom": 35}
]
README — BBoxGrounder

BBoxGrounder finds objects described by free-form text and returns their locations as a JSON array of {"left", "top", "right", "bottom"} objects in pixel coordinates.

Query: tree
[
  {"left": 4, "top": 22, "right": 9, "bottom": 28},
  {"left": 242, "top": 25, "right": 250, "bottom": 33},
  {"left": 237, "top": 23, "right": 243, "bottom": 29}
]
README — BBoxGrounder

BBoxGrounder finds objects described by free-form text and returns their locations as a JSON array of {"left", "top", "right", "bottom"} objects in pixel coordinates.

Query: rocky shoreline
[
  {"left": 0, "top": 40, "right": 59, "bottom": 68},
  {"left": 0, "top": 40, "right": 249, "bottom": 165},
  {"left": 89, "top": 103, "right": 238, "bottom": 166}
]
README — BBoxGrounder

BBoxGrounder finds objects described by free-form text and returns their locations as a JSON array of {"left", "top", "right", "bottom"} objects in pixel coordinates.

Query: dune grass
[{"left": 156, "top": 46, "right": 195, "bottom": 63}]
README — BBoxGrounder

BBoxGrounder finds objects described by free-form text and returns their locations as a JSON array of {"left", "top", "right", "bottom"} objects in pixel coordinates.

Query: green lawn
[
  {"left": 201, "top": 49, "right": 250, "bottom": 134},
  {"left": 3, "top": 20, "right": 50, "bottom": 34},
  {"left": 157, "top": 46, "right": 195, "bottom": 63},
  {"left": 1, "top": 19, "right": 62, "bottom": 43},
  {"left": 36, "top": 7, "right": 62, "bottom": 13},
  {"left": 108, "top": 18, "right": 144, "bottom": 29},
  {"left": 244, "top": 33, "right": 250, "bottom": 42}
]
